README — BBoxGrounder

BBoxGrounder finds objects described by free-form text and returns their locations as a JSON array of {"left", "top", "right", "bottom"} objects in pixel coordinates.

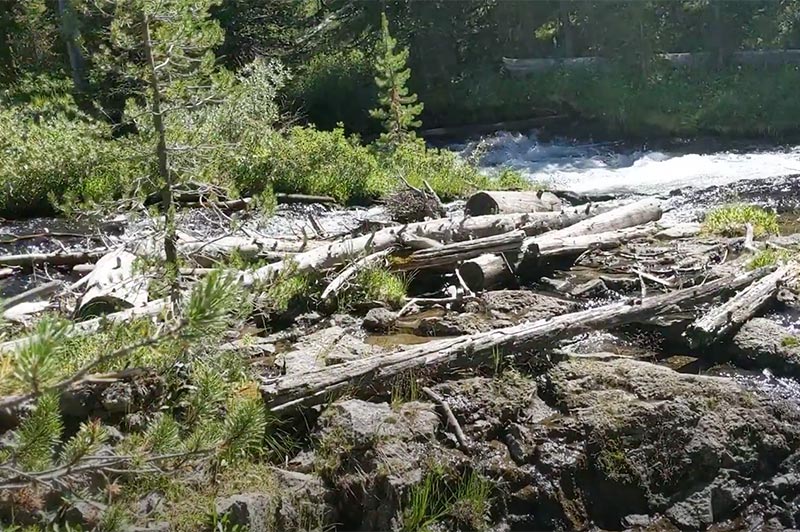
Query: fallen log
[
  {"left": 178, "top": 235, "right": 313, "bottom": 266},
  {"left": 465, "top": 190, "right": 561, "bottom": 216},
  {"left": 0, "top": 281, "right": 61, "bottom": 312},
  {"left": 521, "top": 198, "right": 662, "bottom": 261},
  {"left": 259, "top": 268, "right": 768, "bottom": 412},
  {"left": 0, "top": 298, "right": 169, "bottom": 354},
  {"left": 0, "top": 249, "right": 106, "bottom": 268},
  {"left": 0, "top": 268, "right": 13, "bottom": 280},
  {"left": 76, "top": 249, "right": 149, "bottom": 319},
  {"left": 533, "top": 224, "right": 662, "bottom": 259},
  {"left": 687, "top": 262, "right": 800, "bottom": 348},
  {"left": 392, "top": 230, "right": 526, "bottom": 272},
  {"left": 243, "top": 202, "right": 622, "bottom": 286},
  {"left": 457, "top": 254, "right": 514, "bottom": 292}
]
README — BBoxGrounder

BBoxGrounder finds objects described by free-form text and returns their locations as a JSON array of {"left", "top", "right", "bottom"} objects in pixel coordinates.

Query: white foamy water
[{"left": 459, "top": 131, "right": 800, "bottom": 195}]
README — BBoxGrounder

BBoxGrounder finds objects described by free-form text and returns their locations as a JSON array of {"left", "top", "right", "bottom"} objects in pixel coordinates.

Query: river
[{"left": 455, "top": 130, "right": 800, "bottom": 195}]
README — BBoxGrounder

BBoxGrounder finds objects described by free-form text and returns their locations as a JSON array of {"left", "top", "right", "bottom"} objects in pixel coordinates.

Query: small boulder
[{"left": 363, "top": 307, "right": 397, "bottom": 333}]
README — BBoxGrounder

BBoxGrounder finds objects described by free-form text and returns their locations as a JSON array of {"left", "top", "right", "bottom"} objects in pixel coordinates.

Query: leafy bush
[
  {"left": 702, "top": 204, "right": 779, "bottom": 237},
  {"left": 0, "top": 108, "right": 145, "bottom": 217},
  {"left": 347, "top": 266, "right": 408, "bottom": 310},
  {"left": 234, "top": 127, "right": 388, "bottom": 203}
]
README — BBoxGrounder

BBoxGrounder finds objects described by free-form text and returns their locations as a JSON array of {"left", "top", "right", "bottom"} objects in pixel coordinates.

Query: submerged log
[
  {"left": 260, "top": 268, "right": 768, "bottom": 412},
  {"left": 393, "top": 230, "right": 526, "bottom": 271},
  {"left": 687, "top": 263, "right": 800, "bottom": 348},
  {"left": 465, "top": 190, "right": 562, "bottom": 216},
  {"left": 457, "top": 254, "right": 514, "bottom": 292},
  {"left": 76, "top": 249, "right": 149, "bottom": 319}
]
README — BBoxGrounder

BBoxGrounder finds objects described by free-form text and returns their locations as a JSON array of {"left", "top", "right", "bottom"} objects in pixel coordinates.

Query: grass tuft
[
  {"left": 402, "top": 467, "right": 493, "bottom": 532},
  {"left": 702, "top": 204, "right": 779, "bottom": 238},
  {"left": 781, "top": 336, "right": 800, "bottom": 348},
  {"left": 746, "top": 248, "right": 794, "bottom": 270}
]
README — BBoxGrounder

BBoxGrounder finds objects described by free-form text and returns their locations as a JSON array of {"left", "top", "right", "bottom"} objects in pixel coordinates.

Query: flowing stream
[{"left": 456, "top": 130, "right": 800, "bottom": 195}]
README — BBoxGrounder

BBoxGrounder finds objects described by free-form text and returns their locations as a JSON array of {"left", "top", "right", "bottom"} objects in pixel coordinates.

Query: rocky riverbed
[{"left": 3, "top": 144, "right": 800, "bottom": 531}]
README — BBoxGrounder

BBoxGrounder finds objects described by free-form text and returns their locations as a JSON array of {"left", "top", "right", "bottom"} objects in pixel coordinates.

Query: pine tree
[
  {"left": 97, "top": 0, "right": 232, "bottom": 304},
  {"left": 370, "top": 12, "right": 423, "bottom": 148}
]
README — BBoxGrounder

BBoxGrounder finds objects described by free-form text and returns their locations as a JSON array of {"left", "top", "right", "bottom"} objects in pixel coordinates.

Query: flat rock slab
[{"left": 277, "top": 326, "right": 380, "bottom": 374}]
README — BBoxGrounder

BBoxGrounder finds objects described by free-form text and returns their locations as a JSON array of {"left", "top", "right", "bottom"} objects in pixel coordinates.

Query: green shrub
[
  {"left": 781, "top": 336, "right": 800, "bottom": 348},
  {"left": 0, "top": 108, "right": 145, "bottom": 217},
  {"left": 352, "top": 266, "right": 408, "bottom": 310},
  {"left": 702, "top": 204, "right": 779, "bottom": 238},
  {"left": 234, "top": 127, "right": 389, "bottom": 203}
]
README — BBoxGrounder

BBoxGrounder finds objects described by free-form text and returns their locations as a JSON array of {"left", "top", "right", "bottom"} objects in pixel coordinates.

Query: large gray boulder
[{"left": 731, "top": 317, "right": 800, "bottom": 378}]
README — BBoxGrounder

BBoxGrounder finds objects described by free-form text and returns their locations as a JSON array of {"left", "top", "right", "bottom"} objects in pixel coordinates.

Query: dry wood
[
  {"left": 0, "top": 281, "right": 60, "bottom": 312},
  {"left": 243, "top": 203, "right": 619, "bottom": 286},
  {"left": 0, "top": 249, "right": 106, "bottom": 268},
  {"left": 393, "top": 230, "right": 526, "bottom": 271},
  {"left": 457, "top": 254, "right": 514, "bottom": 292},
  {"left": 465, "top": 190, "right": 562, "bottom": 216},
  {"left": 76, "top": 249, "right": 149, "bottom": 319},
  {"left": 0, "top": 268, "right": 13, "bottom": 280},
  {"left": 178, "top": 235, "right": 314, "bottom": 266},
  {"left": 521, "top": 198, "right": 662, "bottom": 260},
  {"left": 421, "top": 386, "right": 471, "bottom": 454},
  {"left": 260, "top": 269, "right": 768, "bottom": 412},
  {"left": 530, "top": 224, "right": 662, "bottom": 259},
  {"left": 687, "top": 262, "right": 800, "bottom": 347}
]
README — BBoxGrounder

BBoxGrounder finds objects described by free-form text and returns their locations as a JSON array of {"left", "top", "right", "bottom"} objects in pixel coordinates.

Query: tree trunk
[
  {"left": 260, "top": 268, "right": 769, "bottom": 413},
  {"left": 142, "top": 13, "right": 178, "bottom": 304},
  {"left": 687, "top": 263, "right": 799, "bottom": 347},
  {"left": 465, "top": 191, "right": 562, "bottom": 216},
  {"left": 57, "top": 0, "right": 87, "bottom": 93},
  {"left": 457, "top": 254, "right": 514, "bottom": 292},
  {"left": 530, "top": 224, "right": 661, "bottom": 259}
]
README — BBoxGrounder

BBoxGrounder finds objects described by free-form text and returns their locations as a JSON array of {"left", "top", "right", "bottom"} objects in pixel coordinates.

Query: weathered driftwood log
[
  {"left": 0, "top": 281, "right": 60, "bottom": 312},
  {"left": 76, "top": 249, "right": 149, "bottom": 319},
  {"left": 0, "top": 249, "right": 106, "bottom": 268},
  {"left": 465, "top": 191, "right": 562, "bottom": 216},
  {"left": 243, "top": 203, "right": 621, "bottom": 286},
  {"left": 0, "top": 298, "right": 168, "bottom": 354},
  {"left": 392, "top": 230, "right": 526, "bottom": 271},
  {"left": 532, "top": 224, "right": 662, "bottom": 259},
  {"left": 686, "top": 262, "right": 800, "bottom": 347},
  {"left": 457, "top": 254, "right": 514, "bottom": 292},
  {"left": 0, "top": 268, "right": 13, "bottom": 280},
  {"left": 259, "top": 268, "right": 768, "bottom": 412},
  {"left": 178, "top": 235, "right": 314, "bottom": 266},
  {"left": 521, "top": 198, "right": 662, "bottom": 260}
]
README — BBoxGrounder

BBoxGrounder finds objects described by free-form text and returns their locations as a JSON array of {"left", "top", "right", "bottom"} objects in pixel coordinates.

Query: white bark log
[
  {"left": 76, "top": 249, "right": 149, "bottom": 319},
  {"left": 465, "top": 190, "right": 562, "bottom": 216},
  {"left": 687, "top": 262, "right": 800, "bottom": 347}
]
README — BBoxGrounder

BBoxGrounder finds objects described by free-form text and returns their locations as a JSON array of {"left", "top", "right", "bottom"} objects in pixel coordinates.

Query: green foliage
[
  {"left": 702, "top": 204, "right": 779, "bottom": 237},
  {"left": 350, "top": 266, "right": 408, "bottom": 310},
  {"left": 265, "top": 263, "right": 320, "bottom": 313},
  {"left": 14, "top": 393, "right": 63, "bottom": 471},
  {"left": 219, "top": 396, "right": 267, "bottom": 461},
  {"left": 402, "top": 467, "right": 493, "bottom": 532},
  {"left": 747, "top": 248, "right": 793, "bottom": 270},
  {"left": 10, "top": 318, "right": 70, "bottom": 393},
  {"left": 781, "top": 336, "right": 800, "bottom": 348},
  {"left": 61, "top": 419, "right": 108, "bottom": 466},
  {"left": 235, "top": 127, "right": 388, "bottom": 203},
  {"left": 370, "top": 13, "right": 424, "bottom": 148},
  {"left": 0, "top": 106, "right": 143, "bottom": 217}
]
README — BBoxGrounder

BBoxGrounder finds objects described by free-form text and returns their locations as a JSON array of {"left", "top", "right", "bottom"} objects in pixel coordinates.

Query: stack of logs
[{"left": 1, "top": 190, "right": 795, "bottom": 415}]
